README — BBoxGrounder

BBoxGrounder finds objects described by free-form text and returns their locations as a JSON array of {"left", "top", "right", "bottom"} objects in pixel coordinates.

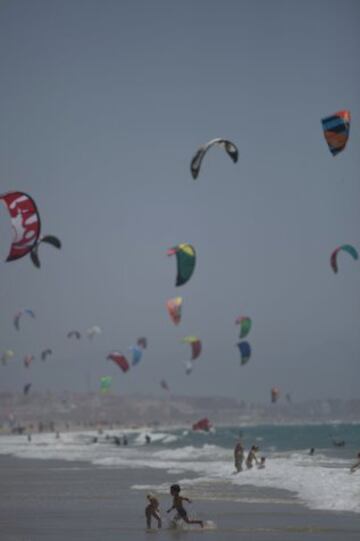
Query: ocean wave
[{"left": 1, "top": 426, "right": 359, "bottom": 514}]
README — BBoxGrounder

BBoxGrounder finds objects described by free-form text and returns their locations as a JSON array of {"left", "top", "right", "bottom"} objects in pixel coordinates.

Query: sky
[{"left": 0, "top": 0, "right": 359, "bottom": 402}]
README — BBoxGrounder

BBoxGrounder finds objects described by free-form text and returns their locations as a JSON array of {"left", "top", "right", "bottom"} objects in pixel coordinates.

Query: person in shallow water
[
  {"left": 246, "top": 445, "right": 260, "bottom": 469},
  {"left": 167, "top": 484, "right": 204, "bottom": 527},
  {"left": 145, "top": 493, "right": 162, "bottom": 529},
  {"left": 333, "top": 439, "right": 345, "bottom": 447},
  {"left": 350, "top": 452, "right": 360, "bottom": 473},
  {"left": 309, "top": 448, "right": 315, "bottom": 455},
  {"left": 257, "top": 456, "right": 266, "bottom": 469},
  {"left": 234, "top": 440, "right": 244, "bottom": 472}
]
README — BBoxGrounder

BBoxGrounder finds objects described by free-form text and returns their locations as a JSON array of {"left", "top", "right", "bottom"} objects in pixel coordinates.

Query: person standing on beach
[
  {"left": 145, "top": 493, "right": 162, "bottom": 529},
  {"left": 350, "top": 452, "right": 360, "bottom": 473},
  {"left": 234, "top": 440, "right": 244, "bottom": 472},
  {"left": 167, "top": 484, "right": 203, "bottom": 527}
]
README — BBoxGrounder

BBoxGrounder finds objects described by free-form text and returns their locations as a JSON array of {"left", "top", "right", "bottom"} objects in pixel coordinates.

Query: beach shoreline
[{"left": 1, "top": 454, "right": 360, "bottom": 541}]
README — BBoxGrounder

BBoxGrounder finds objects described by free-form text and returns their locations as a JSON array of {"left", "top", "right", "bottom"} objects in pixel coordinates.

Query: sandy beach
[{"left": 1, "top": 454, "right": 360, "bottom": 541}]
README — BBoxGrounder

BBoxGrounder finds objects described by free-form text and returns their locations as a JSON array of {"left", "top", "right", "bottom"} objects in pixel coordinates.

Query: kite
[
  {"left": 191, "top": 138, "right": 238, "bottom": 179},
  {"left": 271, "top": 387, "right": 280, "bottom": 403},
  {"left": 23, "top": 383, "right": 32, "bottom": 395},
  {"left": 129, "top": 345, "right": 143, "bottom": 366},
  {"left": 167, "top": 297, "right": 183, "bottom": 325},
  {"left": 86, "top": 326, "right": 102, "bottom": 339},
  {"left": 24, "top": 355, "right": 34, "bottom": 368},
  {"left": 235, "top": 316, "right": 252, "bottom": 339},
  {"left": 0, "top": 191, "right": 61, "bottom": 267},
  {"left": 137, "top": 337, "right": 147, "bottom": 349},
  {"left": 14, "top": 309, "right": 35, "bottom": 331},
  {"left": 1, "top": 350, "right": 14, "bottom": 366},
  {"left": 100, "top": 376, "right": 112, "bottom": 393},
  {"left": 41, "top": 349, "right": 53, "bottom": 361},
  {"left": 160, "top": 379, "right": 169, "bottom": 391},
  {"left": 30, "top": 235, "right": 61, "bottom": 268},
  {"left": 321, "top": 110, "right": 350, "bottom": 156},
  {"left": 67, "top": 330, "right": 81, "bottom": 340},
  {"left": 330, "top": 245, "right": 358, "bottom": 273},
  {"left": 107, "top": 352, "right": 130, "bottom": 373},
  {"left": 182, "top": 336, "right": 202, "bottom": 360},
  {"left": 237, "top": 341, "right": 251, "bottom": 365},
  {"left": 167, "top": 244, "right": 196, "bottom": 286}
]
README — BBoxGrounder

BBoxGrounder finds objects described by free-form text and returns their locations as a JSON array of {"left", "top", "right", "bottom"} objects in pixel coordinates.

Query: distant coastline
[{"left": 1, "top": 392, "right": 359, "bottom": 430}]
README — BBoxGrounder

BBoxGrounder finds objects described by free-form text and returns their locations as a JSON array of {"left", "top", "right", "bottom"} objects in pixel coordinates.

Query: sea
[{"left": 1, "top": 423, "right": 359, "bottom": 515}]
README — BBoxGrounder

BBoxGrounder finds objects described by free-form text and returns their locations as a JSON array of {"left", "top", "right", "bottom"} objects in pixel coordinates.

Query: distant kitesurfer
[
  {"left": 333, "top": 440, "right": 345, "bottom": 447},
  {"left": 167, "top": 484, "right": 203, "bottom": 527}
]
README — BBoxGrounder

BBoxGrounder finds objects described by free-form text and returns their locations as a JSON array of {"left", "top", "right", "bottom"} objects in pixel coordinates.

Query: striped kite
[
  {"left": 0, "top": 191, "right": 61, "bottom": 267},
  {"left": 321, "top": 110, "right": 350, "bottom": 156}
]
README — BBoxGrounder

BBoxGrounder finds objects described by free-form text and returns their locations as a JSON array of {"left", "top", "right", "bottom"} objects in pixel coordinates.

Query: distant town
[{"left": 1, "top": 392, "right": 359, "bottom": 432}]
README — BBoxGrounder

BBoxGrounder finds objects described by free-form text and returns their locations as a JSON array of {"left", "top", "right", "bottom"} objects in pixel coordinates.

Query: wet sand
[{"left": 0, "top": 454, "right": 360, "bottom": 541}]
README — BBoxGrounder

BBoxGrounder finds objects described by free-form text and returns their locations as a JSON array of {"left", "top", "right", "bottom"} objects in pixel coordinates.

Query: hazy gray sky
[{"left": 0, "top": 0, "right": 359, "bottom": 401}]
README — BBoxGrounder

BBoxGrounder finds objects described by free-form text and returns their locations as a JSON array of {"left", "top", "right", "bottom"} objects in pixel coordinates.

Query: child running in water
[
  {"left": 167, "top": 484, "right": 203, "bottom": 527},
  {"left": 145, "top": 493, "right": 162, "bottom": 529}
]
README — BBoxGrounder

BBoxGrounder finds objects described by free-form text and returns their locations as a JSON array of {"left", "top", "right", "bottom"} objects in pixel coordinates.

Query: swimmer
[
  {"left": 167, "top": 484, "right": 203, "bottom": 527},
  {"left": 145, "top": 493, "right": 162, "bottom": 529},
  {"left": 257, "top": 456, "right": 266, "bottom": 469},
  {"left": 333, "top": 439, "right": 345, "bottom": 447}
]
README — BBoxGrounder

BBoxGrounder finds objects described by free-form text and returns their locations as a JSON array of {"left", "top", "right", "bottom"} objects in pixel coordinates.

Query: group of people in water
[{"left": 234, "top": 440, "right": 266, "bottom": 472}]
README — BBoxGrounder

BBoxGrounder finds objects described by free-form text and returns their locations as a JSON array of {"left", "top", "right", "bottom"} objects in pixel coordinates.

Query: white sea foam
[
  {"left": 133, "top": 432, "right": 178, "bottom": 445},
  {"left": 230, "top": 452, "right": 360, "bottom": 513}
]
